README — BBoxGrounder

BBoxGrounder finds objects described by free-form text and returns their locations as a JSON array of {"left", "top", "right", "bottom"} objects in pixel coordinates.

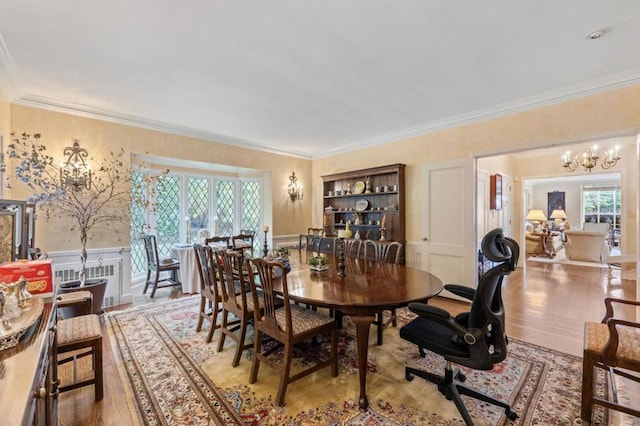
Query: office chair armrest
[
  {"left": 602, "top": 297, "right": 640, "bottom": 322},
  {"left": 407, "top": 302, "right": 451, "bottom": 320},
  {"left": 443, "top": 284, "right": 476, "bottom": 301}
]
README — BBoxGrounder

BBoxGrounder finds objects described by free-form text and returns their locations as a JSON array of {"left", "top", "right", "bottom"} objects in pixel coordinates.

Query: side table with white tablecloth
[
  {"left": 606, "top": 254, "right": 637, "bottom": 279},
  {"left": 170, "top": 244, "right": 201, "bottom": 294}
]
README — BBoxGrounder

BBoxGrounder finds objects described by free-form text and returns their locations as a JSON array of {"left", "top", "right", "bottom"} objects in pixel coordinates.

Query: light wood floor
[{"left": 57, "top": 260, "right": 637, "bottom": 425}]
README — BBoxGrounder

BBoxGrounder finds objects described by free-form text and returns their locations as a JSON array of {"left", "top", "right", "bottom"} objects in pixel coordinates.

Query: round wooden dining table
[{"left": 278, "top": 251, "right": 443, "bottom": 410}]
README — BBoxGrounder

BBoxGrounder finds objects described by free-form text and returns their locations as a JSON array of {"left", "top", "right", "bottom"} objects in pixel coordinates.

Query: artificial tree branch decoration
[{"left": 1, "top": 132, "right": 167, "bottom": 286}]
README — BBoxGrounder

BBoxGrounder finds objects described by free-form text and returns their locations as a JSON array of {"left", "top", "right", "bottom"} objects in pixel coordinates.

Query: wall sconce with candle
[
  {"left": 288, "top": 172, "right": 303, "bottom": 201},
  {"left": 59, "top": 140, "right": 92, "bottom": 191}
]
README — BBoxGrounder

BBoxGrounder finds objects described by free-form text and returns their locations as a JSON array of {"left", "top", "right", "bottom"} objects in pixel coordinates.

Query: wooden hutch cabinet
[{"left": 321, "top": 164, "right": 405, "bottom": 245}]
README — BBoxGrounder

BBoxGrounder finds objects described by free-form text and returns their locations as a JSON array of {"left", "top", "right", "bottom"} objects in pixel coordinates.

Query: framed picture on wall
[
  {"left": 547, "top": 191, "right": 565, "bottom": 219},
  {"left": 490, "top": 174, "right": 502, "bottom": 210}
]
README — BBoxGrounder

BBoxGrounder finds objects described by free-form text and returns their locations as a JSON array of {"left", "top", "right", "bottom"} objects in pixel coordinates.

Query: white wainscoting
[
  {"left": 48, "top": 246, "right": 132, "bottom": 307},
  {"left": 273, "top": 234, "right": 303, "bottom": 250}
]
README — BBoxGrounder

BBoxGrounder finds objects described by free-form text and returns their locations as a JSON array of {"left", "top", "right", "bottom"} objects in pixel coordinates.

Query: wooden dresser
[{"left": 0, "top": 301, "right": 57, "bottom": 426}]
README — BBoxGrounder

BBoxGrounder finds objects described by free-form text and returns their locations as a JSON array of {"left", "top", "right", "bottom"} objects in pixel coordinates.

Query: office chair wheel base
[
  {"left": 405, "top": 371, "right": 415, "bottom": 381},
  {"left": 505, "top": 409, "right": 518, "bottom": 420},
  {"left": 457, "top": 373, "right": 466, "bottom": 382}
]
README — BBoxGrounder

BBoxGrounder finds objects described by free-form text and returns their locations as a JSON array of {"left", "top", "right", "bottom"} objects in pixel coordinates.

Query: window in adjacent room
[{"left": 581, "top": 184, "right": 621, "bottom": 230}]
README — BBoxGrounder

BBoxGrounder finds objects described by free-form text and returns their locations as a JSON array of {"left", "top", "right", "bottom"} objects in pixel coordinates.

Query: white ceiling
[{"left": 1, "top": 1, "right": 640, "bottom": 159}]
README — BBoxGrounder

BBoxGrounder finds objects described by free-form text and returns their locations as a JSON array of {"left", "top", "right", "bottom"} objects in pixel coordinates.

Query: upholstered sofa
[
  {"left": 564, "top": 230, "right": 610, "bottom": 263},
  {"left": 525, "top": 231, "right": 564, "bottom": 257}
]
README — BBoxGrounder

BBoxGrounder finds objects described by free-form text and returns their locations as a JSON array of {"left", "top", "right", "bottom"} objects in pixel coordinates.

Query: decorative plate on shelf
[
  {"left": 355, "top": 199, "right": 369, "bottom": 211},
  {"left": 352, "top": 181, "right": 365, "bottom": 195}
]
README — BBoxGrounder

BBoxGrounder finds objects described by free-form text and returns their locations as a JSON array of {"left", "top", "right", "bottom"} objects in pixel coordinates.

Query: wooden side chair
[
  {"left": 56, "top": 309, "right": 103, "bottom": 401},
  {"left": 581, "top": 297, "right": 640, "bottom": 422},
  {"left": 342, "top": 238, "right": 363, "bottom": 259},
  {"left": 193, "top": 243, "right": 222, "bottom": 343},
  {"left": 364, "top": 240, "right": 404, "bottom": 344},
  {"left": 240, "top": 228, "right": 256, "bottom": 237},
  {"left": 363, "top": 240, "right": 403, "bottom": 264},
  {"left": 205, "top": 236, "right": 231, "bottom": 249},
  {"left": 316, "top": 236, "right": 336, "bottom": 255},
  {"left": 142, "top": 234, "right": 181, "bottom": 298},
  {"left": 299, "top": 227, "right": 324, "bottom": 250},
  {"left": 245, "top": 257, "right": 338, "bottom": 406},
  {"left": 215, "top": 250, "right": 258, "bottom": 367},
  {"left": 232, "top": 233, "right": 254, "bottom": 257}
]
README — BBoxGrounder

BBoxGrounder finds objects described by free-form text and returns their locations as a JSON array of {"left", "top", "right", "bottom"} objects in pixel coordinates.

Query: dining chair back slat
[
  {"left": 364, "top": 240, "right": 403, "bottom": 264},
  {"left": 363, "top": 240, "right": 404, "bottom": 344},
  {"left": 232, "top": 233, "right": 254, "bottom": 257},
  {"left": 215, "top": 249, "right": 255, "bottom": 367},
  {"left": 193, "top": 243, "right": 222, "bottom": 343},
  {"left": 205, "top": 236, "right": 230, "bottom": 248},
  {"left": 342, "top": 239, "right": 363, "bottom": 259},
  {"left": 299, "top": 228, "right": 324, "bottom": 250}
]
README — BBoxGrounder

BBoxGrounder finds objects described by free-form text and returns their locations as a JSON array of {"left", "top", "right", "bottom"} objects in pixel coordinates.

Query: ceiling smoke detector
[{"left": 587, "top": 29, "right": 606, "bottom": 40}]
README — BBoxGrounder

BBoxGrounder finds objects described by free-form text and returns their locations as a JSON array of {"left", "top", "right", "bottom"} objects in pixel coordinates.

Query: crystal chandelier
[{"left": 562, "top": 143, "right": 620, "bottom": 173}]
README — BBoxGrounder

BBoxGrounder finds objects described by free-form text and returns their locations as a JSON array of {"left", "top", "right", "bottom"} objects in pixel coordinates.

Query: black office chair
[{"left": 399, "top": 228, "right": 519, "bottom": 425}]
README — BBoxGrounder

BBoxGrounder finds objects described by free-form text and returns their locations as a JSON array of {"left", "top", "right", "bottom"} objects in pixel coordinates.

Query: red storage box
[{"left": 0, "top": 259, "right": 53, "bottom": 295}]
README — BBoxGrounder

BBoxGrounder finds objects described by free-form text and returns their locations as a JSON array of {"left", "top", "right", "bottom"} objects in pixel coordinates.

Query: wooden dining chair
[
  {"left": 341, "top": 238, "right": 363, "bottom": 259},
  {"left": 142, "top": 234, "right": 181, "bottom": 298},
  {"left": 232, "top": 233, "right": 254, "bottom": 257},
  {"left": 215, "top": 250, "right": 259, "bottom": 367},
  {"left": 205, "top": 236, "right": 231, "bottom": 249},
  {"left": 581, "top": 297, "right": 640, "bottom": 422},
  {"left": 363, "top": 240, "right": 404, "bottom": 344},
  {"left": 299, "top": 227, "right": 324, "bottom": 250},
  {"left": 193, "top": 243, "right": 222, "bottom": 343},
  {"left": 245, "top": 257, "right": 338, "bottom": 406},
  {"left": 240, "top": 228, "right": 256, "bottom": 237},
  {"left": 363, "top": 240, "right": 403, "bottom": 264}
]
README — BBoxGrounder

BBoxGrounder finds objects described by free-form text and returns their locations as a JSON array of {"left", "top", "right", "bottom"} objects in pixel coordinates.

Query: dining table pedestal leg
[{"left": 351, "top": 314, "right": 376, "bottom": 410}]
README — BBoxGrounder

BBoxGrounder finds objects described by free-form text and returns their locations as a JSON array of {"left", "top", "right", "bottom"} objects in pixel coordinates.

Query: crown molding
[
  {"left": 0, "top": 33, "right": 22, "bottom": 101},
  {"left": 14, "top": 94, "right": 313, "bottom": 160},
  {"left": 313, "top": 68, "right": 640, "bottom": 159},
  {"left": 7, "top": 65, "right": 640, "bottom": 161}
]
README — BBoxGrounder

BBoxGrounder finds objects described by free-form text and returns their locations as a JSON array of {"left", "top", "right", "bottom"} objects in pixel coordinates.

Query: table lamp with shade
[
  {"left": 550, "top": 209, "right": 567, "bottom": 229},
  {"left": 525, "top": 209, "right": 547, "bottom": 232}
]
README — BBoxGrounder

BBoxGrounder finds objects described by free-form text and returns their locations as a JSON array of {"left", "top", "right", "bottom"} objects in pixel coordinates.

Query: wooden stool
[{"left": 56, "top": 314, "right": 103, "bottom": 401}]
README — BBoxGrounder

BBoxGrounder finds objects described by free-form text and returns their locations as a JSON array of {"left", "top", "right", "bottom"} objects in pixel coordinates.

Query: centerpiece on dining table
[
  {"left": 264, "top": 247, "right": 291, "bottom": 276},
  {"left": 309, "top": 255, "right": 329, "bottom": 272}
]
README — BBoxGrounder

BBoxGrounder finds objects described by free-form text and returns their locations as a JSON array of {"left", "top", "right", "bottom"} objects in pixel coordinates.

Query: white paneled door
[{"left": 421, "top": 158, "right": 477, "bottom": 297}]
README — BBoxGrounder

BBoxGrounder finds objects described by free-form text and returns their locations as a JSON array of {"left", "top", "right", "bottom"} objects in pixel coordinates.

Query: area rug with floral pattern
[{"left": 106, "top": 296, "right": 611, "bottom": 425}]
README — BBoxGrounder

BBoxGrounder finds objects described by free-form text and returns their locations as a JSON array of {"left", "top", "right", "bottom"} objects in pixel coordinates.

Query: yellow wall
[
  {"left": 0, "top": 100, "right": 11, "bottom": 199},
  {"left": 313, "top": 84, "right": 640, "bottom": 253},
  {"left": 477, "top": 154, "right": 516, "bottom": 234},
  {"left": 9, "top": 105, "right": 312, "bottom": 252},
  {"left": 8, "top": 84, "right": 640, "bottom": 257}
]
